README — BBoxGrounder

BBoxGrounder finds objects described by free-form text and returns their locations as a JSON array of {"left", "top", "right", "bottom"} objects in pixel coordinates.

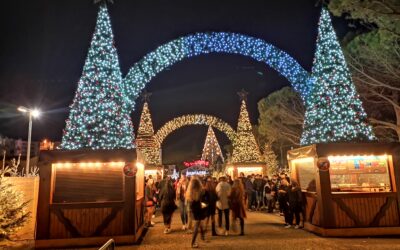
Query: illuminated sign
[{"left": 183, "top": 160, "right": 209, "bottom": 168}]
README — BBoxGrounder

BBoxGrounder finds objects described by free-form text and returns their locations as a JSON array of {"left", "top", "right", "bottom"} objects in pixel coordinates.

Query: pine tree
[
  {"left": 0, "top": 177, "right": 30, "bottom": 240},
  {"left": 201, "top": 126, "right": 224, "bottom": 165},
  {"left": 136, "top": 100, "right": 161, "bottom": 165},
  {"left": 231, "top": 92, "right": 263, "bottom": 163},
  {"left": 263, "top": 143, "right": 279, "bottom": 175},
  {"left": 301, "top": 8, "right": 375, "bottom": 144},
  {"left": 60, "top": 4, "right": 134, "bottom": 150}
]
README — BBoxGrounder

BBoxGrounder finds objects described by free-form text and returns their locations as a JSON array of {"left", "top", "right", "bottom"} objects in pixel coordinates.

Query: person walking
[
  {"left": 216, "top": 176, "right": 231, "bottom": 235},
  {"left": 288, "top": 180, "right": 303, "bottom": 229},
  {"left": 230, "top": 179, "right": 247, "bottom": 236},
  {"left": 176, "top": 174, "right": 189, "bottom": 230},
  {"left": 159, "top": 177, "right": 178, "bottom": 234},
  {"left": 144, "top": 179, "right": 156, "bottom": 228},
  {"left": 186, "top": 176, "right": 207, "bottom": 248},
  {"left": 203, "top": 178, "right": 218, "bottom": 236}
]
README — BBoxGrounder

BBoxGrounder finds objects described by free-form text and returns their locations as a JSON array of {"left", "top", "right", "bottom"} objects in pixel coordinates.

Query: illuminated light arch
[
  {"left": 122, "top": 32, "right": 314, "bottom": 109},
  {"left": 154, "top": 114, "right": 236, "bottom": 145}
]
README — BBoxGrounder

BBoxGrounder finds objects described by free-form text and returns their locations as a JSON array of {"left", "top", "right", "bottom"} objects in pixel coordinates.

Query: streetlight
[{"left": 18, "top": 106, "right": 40, "bottom": 176}]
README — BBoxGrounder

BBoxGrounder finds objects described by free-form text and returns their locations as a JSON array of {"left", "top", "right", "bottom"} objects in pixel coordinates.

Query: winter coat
[
  {"left": 190, "top": 192, "right": 208, "bottom": 221},
  {"left": 288, "top": 186, "right": 303, "bottom": 209},
  {"left": 245, "top": 179, "right": 255, "bottom": 194},
  {"left": 229, "top": 187, "right": 247, "bottom": 219},
  {"left": 203, "top": 189, "right": 217, "bottom": 216},
  {"left": 159, "top": 182, "right": 177, "bottom": 215},
  {"left": 216, "top": 181, "right": 231, "bottom": 210}
]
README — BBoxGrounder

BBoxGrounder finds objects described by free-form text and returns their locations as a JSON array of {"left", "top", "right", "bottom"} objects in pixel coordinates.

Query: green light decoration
[
  {"left": 60, "top": 4, "right": 134, "bottom": 150},
  {"left": 61, "top": 6, "right": 375, "bottom": 150},
  {"left": 300, "top": 8, "right": 376, "bottom": 144}
]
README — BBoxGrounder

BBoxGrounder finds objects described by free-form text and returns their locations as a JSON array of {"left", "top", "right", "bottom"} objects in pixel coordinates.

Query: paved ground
[
  {"left": 126, "top": 210, "right": 400, "bottom": 250},
  {"left": 2, "top": 210, "right": 400, "bottom": 250}
]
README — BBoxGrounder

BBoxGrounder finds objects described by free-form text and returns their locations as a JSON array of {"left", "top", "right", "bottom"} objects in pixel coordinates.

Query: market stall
[
  {"left": 144, "top": 165, "right": 164, "bottom": 179},
  {"left": 225, "top": 163, "right": 264, "bottom": 179},
  {"left": 35, "top": 149, "right": 145, "bottom": 248},
  {"left": 287, "top": 143, "right": 400, "bottom": 236}
]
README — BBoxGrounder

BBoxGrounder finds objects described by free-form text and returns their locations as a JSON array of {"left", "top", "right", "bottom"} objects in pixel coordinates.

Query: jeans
[
  {"left": 217, "top": 208, "right": 230, "bottom": 231},
  {"left": 179, "top": 200, "right": 187, "bottom": 225}
]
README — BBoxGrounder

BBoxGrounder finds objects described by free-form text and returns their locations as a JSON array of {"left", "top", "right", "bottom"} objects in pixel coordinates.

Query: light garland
[
  {"left": 300, "top": 8, "right": 376, "bottom": 144},
  {"left": 122, "top": 32, "right": 313, "bottom": 110},
  {"left": 154, "top": 114, "right": 236, "bottom": 145},
  {"left": 60, "top": 6, "right": 375, "bottom": 150}
]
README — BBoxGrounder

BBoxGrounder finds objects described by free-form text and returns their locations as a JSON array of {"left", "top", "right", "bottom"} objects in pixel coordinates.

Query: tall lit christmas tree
[
  {"left": 231, "top": 90, "right": 263, "bottom": 163},
  {"left": 136, "top": 91, "right": 161, "bottom": 165},
  {"left": 201, "top": 126, "right": 224, "bottom": 165},
  {"left": 60, "top": 4, "right": 134, "bottom": 150},
  {"left": 263, "top": 142, "right": 279, "bottom": 174},
  {"left": 301, "top": 8, "right": 375, "bottom": 144}
]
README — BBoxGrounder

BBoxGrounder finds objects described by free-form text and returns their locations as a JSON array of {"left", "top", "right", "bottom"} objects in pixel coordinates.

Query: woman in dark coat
[
  {"left": 203, "top": 179, "right": 218, "bottom": 236},
  {"left": 229, "top": 179, "right": 247, "bottom": 235},
  {"left": 186, "top": 176, "right": 207, "bottom": 248},
  {"left": 159, "top": 178, "right": 177, "bottom": 234},
  {"left": 288, "top": 180, "right": 303, "bottom": 228}
]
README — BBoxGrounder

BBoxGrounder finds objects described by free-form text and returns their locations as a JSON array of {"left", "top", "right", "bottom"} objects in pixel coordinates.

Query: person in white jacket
[{"left": 216, "top": 176, "right": 231, "bottom": 235}]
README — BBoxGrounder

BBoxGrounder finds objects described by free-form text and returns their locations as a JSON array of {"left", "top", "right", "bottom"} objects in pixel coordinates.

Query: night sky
[{"left": 0, "top": 0, "right": 349, "bottom": 164}]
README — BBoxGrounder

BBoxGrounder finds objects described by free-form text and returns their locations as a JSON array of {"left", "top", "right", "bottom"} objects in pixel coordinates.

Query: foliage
[
  {"left": 0, "top": 177, "right": 30, "bottom": 240},
  {"left": 257, "top": 87, "right": 304, "bottom": 147}
]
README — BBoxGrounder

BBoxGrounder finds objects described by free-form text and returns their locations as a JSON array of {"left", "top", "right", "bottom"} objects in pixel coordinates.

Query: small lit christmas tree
[
  {"left": 301, "top": 8, "right": 375, "bottom": 144},
  {"left": 201, "top": 126, "right": 224, "bottom": 166},
  {"left": 263, "top": 142, "right": 279, "bottom": 175},
  {"left": 231, "top": 90, "right": 263, "bottom": 163},
  {"left": 60, "top": 4, "right": 134, "bottom": 150},
  {"left": 136, "top": 91, "right": 161, "bottom": 165},
  {"left": 0, "top": 177, "right": 30, "bottom": 240}
]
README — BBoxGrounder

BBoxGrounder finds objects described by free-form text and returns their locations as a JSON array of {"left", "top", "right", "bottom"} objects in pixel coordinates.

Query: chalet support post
[
  {"left": 392, "top": 145, "right": 400, "bottom": 224},
  {"left": 36, "top": 158, "right": 52, "bottom": 239},
  {"left": 315, "top": 157, "right": 335, "bottom": 228},
  {"left": 123, "top": 175, "right": 135, "bottom": 234}
]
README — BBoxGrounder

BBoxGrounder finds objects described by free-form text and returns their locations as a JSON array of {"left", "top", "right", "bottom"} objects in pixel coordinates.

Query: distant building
[{"left": 14, "top": 139, "right": 39, "bottom": 157}]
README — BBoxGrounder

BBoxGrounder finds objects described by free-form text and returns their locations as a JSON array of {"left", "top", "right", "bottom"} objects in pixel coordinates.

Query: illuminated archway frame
[
  {"left": 123, "top": 32, "right": 314, "bottom": 110},
  {"left": 154, "top": 114, "right": 236, "bottom": 146}
]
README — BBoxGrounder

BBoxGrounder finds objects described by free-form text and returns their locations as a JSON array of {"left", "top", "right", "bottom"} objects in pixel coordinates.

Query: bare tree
[{"left": 347, "top": 41, "right": 400, "bottom": 141}]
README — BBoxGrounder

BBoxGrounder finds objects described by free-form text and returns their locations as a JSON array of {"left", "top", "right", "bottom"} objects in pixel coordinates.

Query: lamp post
[{"left": 18, "top": 106, "right": 40, "bottom": 176}]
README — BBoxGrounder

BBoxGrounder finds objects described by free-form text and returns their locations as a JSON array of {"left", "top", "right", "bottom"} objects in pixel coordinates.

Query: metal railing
[{"left": 99, "top": 239, "right": 115, "bottom": 250}]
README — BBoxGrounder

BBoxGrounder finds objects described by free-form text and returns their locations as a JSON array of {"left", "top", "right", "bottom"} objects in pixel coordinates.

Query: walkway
[{"left": 130, "top": 210, "right": 400, "bottom": 250}]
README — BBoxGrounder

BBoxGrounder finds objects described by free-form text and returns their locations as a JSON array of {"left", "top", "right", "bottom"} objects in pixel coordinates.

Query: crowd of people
[{"left": 144, "top": 172, "right": 303, "bottom": 248}]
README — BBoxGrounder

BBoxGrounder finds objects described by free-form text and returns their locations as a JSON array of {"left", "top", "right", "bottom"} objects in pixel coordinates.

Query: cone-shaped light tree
[
  {"left": 301, "top": 8, "right": 375, "bottom": 144},
  {"left": 60, "top": 4, "right": 134, "bottom": 150},
  {"left": 201, "top": 126, "right": 224, "bottom": 165},
  {"left": 231, "top": 90, "right": 263, "bottom": 163},
  {"left": 136, "top": 93, "right": 161, "bottom": 165},
  {"left": 263, "top": 142, "right": 279, "bottom": 174}
]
